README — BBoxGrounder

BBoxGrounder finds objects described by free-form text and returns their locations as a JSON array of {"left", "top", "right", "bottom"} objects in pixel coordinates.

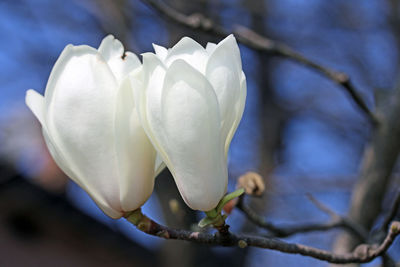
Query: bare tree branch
[
  {"left": 125, "top": 211, "right": 400, "bottom": 264},
  {"left": 306, "top": 194, "right": 369, "bottom": 239},
  {"left": 305, "top": 193, "right": 338, "bottom": 217},
  {"left": 333, "top": 84, "right": 400, "bottom": 260},
  {"left": 140, "top": 0, "right": 378, "bottom": 125},
  {"left": 382, "top": 190, "right": 400, "bottom": 232},
  {"left": 237, "top": 193, "right": 395, "bottom": 264},
  {"left": 236, "top": 195, "right": 368, "bottom": 239}
]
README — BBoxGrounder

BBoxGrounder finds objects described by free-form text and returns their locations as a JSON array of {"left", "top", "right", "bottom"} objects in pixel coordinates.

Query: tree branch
[
  {"left": 237, "top": 193, "right": 396, "bottom": 265},
  {"left": 382, "top": 190, "right": 400, "bottom": 232},
  {"left": 125, "top": 211, "right": 400, "bottom": 264},
  {"left": 306, "top": 194, "right": 369, "bottom": 240},
  {"left": 140, "top": 0, "right": 378, "bottom": 125},
  {"left": 236, "top": 194, "right": 368, "bottom": 239},
  {"left": 333, "top": 84, "right": 400, "bottom": 259}
]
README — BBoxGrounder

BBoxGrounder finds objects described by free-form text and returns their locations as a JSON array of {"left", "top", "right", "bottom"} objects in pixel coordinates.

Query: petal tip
[
  {"left": 170, "top": 36, "right": 205, "bottom": 52},
  {"left": 104, "top": 34, "right": 115, "bottom": 40},
  {"left": 141, "top": 51, "right": 156, "bottom": 58},
  {"left": 25, "top": 89, "right": 45, "bottom": 125},
  {"left": 141, "top": 52, "right": 164, "bottom": 67}
]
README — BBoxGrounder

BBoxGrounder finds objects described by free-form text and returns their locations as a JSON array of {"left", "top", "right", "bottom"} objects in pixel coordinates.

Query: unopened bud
[
  {"left": 238, "top": 240, "right": 248, "bottom": 248},
  {"left": 237, "top": 172, "right": 265, "bottom": 196}
]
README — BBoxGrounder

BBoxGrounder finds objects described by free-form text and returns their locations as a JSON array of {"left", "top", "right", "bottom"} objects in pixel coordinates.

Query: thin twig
[
  {"left": 370, "top": 190, "right": 400, "bottom": 247},
  {"left": 306, "top": 194, "right": 369, "bottom": 240},
  {"left": 140, "top": 0, "right": 379, "bottom": 125},
  {"left": 382, "top": 190, "right": 400, "bottom": 231},
  {"left": 306, "top": 193, "right": 338, "bottom": 218},
  {"left": 237, "top": 195, "right": 368, "bottom": 240},
  {"left": 126, "top": 212, "right": 400, "bottom": 264}
]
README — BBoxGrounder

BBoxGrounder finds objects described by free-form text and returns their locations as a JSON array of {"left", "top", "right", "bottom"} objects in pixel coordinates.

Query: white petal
[
  {"left": 44, "top": 44, "right": 122, "bottom": 216},
  {"left": 121, "top": 52, "right": 142, "bottom": 77},
  {"left": 152, "top": 43, "right": 168, "bottom": 61},
  {"left": 98, "top": 35, "right": 124, "bottom": 62},
  {"left": 130, "top": 66, "right": 144, "bottom": 106},
  {"left": 43, "top": 128, "right": 122, "bottom": 219},
  {"left": 214, "top": 34, "right": 242, "bottom": 71},
  {"left": 225, "top": 72, "right": 247, "bottom": 155},
  {"left": 164, "top": 37, "right": 208, "bottom": 73},
  {"left": 25, "top": 89, "right": 45, "bottom": 126},
  {"left": 154, "top": 153, "right": 166, "bottom": 177},
  {"left": 129, "top": 66, "right": 167, "bottom": 180},
  {"left": 205, "top": 42, "right": 217, "bottom": 54},
  {"left": 141, "top": 52, "right": 166, "bottom": 87},
  {"left": 98, "top": 35, "right": 141, "bottom": 83},
  {"left": 206, "top": 35, "right": 242, "bottom": 155},
  {"left": 26, "top": 85, "right": 122, "bottom": 218},
  {"left": 139, "top": 53, "right": 172, "bottom": 167},
  {"left": 114, "top": 78, "right": 157, "bottom": 211},
  {"left": 155, "top": 59, "right": 227, "bottom": 211}
]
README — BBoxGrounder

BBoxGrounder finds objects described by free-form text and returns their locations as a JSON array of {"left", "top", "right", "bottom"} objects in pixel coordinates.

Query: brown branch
[
  {"left": 306, "top": 194, "right": 369, "bottom": 240},
  {"left": 238, "top": 194, "right": 395, "bottom": 264},
  {"left": 237, "top": 195, "right": 368, "bottom": 240},
  {"left": 333, "top": 85, "right": 400, "bottom": 257},
  {"left": 306, "top": 196, "right": 399, "bottom": 265},
  {"left": 306, "top": 193, "right": 338, "bottom": 218},
  {"left": 140, "top": 0, "right": 378, "bottom": 125},
  {"left": 368, "top": 191, "right": 400, "bottom": 249},
  {"left": 126, "top": 212, "right": 400, "bottom": 264},
  {"left": 382, "top": 190, "right": 400, "bottom": 232}
]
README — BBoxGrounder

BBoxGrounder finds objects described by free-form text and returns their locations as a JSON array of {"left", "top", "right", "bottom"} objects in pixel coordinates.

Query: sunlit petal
[
  {"left": 164, "top": 37, "right": 208, "bottom": 73},
  {"left": 155, "top": 60, "right": 227, "bottom": 211},
  {"left": 152, "top": 43, "right": 168, "bottom": 61},
  {"left": 98, "top": 35, "right": 141, "bottom": 83},
  {"left": 44, "top": 44, "right": 122, "bottom": 215},
  {"left": 206, "top": 35, "right": 242, "bottom": 154},
  {"left": 115, "top": 77, "right": 157, "bottom": 211},
  {"left": 25, "top": 89, "right": 45, "bottom": 126}
]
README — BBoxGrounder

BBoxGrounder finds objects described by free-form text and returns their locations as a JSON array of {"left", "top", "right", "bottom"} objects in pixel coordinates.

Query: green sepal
[
  {"left": 198, "top": 216, "right": 219, "bottom": 228},
  {"left": 125, "top": 209, "right": 144, "bottom": 226},
  {"left": 216, "top": 188, "right": 245, "bottom": 214},
  {"left": 198, "top": 188, "right": 244, "bottom": 228}
]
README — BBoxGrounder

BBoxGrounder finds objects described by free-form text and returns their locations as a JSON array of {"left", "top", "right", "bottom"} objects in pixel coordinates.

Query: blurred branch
[
  {"left": 126, "top": 210, "right": 400, "bottom": 264},
  {"left": 369, "top": 190, "right": 400, "bottom": 251},
  {"left": 307, "top": 194, "right": 369, "bottom": 240},
  {"left": 382, "top": 190, "right": 400, "bottom": 233},
  {"left": 236, "top": 194, "right": 368, "bottom": 239},
  {"left": 333, "top": 83, "right": 400, "bottom": 260},
  {"left": 74, "top": 0, "right": 139, "bottom": 51},
  {"left": 140, "top": 0, "right": 378, "bottom": 125}
]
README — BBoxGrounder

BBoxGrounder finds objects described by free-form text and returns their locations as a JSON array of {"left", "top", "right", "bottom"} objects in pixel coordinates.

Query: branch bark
[
  {"left": 381, "top": 190, "right": 400, "bottom": 234},
  {"left": 333, "top": 84, "right": 400, "bottom": 260},
  {"left": 125, "top": 211, "right": 400, "bottom": 265},
  {"left": 237, "top": 195, "right": 368, "bottom": 239}
]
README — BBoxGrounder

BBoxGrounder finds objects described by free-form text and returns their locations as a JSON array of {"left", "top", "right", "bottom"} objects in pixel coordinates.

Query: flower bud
[
  {"left": 26, "top": 35, "right": 161, "bottom": 218},
  {"left": 133, "top": 35, "right": 246, "bottom": 211}
]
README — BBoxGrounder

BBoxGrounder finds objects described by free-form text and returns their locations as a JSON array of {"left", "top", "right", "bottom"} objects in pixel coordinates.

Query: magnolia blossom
[
  {"left": 25, "top": 35, "right": 161, "bottom": 219},
  {"left": 133, "top": 34, "right": 246, "bottom": 211}
]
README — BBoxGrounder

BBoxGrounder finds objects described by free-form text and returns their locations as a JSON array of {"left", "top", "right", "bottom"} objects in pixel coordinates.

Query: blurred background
[{"left": 1, "top": 0, "right": 400, "bottom": 266}]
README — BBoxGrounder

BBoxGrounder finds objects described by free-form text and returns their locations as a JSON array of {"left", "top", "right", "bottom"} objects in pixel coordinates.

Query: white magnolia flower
[
  {"left": 25, "top": 35, "right": 162, "bottom": 219},
  {"left": 133, "top": 34, "right": 247, "bottom": 211}
]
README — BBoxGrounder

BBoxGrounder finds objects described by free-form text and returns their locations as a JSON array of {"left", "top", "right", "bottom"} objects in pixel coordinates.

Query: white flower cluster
[{"left": 26, "top": 35, "right": 246, "bottom": 218}]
